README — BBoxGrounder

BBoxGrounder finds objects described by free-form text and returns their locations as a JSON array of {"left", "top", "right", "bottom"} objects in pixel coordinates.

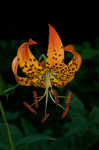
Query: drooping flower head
[{"left": 12, "top": 24, "right": 82, "bottom": 122}]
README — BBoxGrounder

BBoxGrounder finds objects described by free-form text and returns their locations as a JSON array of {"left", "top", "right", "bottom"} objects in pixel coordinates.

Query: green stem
[{"left": 0, "top": 101, "right": 15, "bottom": 150}]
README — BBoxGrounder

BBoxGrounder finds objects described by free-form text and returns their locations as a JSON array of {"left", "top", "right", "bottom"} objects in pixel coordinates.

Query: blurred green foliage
[{"left": 0, "top": 39, "right": 99, "bottom": 150}]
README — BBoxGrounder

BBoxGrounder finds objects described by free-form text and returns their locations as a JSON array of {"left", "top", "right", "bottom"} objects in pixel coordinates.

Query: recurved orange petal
[
  {"left": 12, "top": 56, "right": 41, "bottom": 87},
  {"left": 64, "top": 45, "right": 82, "bottom": 71},
  {"left": 46, "top": 24, "right": 64, "bottom": 68},
  {"left": 17, "top": 39, "right": 42, "bottom": 77}
]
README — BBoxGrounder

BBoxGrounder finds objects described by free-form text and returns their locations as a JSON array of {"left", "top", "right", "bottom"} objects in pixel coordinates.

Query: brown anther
[
  {"left": 23, "top": 101, "right": 37, "bottom": 115},
  {"left": 61, "top": 106, "right": 69, "bottom": 119},
  {"left": 61, "top": 91, "right": 72, "bottom": 119},
  {"left": 33, "top": 91, "right": 39, "bottom": 109},
  {"left": 41, "top": 113, "right": 50, "bottom": 123},
  {"left": 65, "top": 91, "right": 72, "bottom": 105},
  {"left": 53, "top": 90, "right": 59, "bottom": 105}
]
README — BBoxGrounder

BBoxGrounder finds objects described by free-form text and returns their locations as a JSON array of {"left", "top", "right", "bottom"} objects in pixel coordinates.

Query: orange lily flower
[{"left": 12, "top": 24, "right": 82, "bottom": 121}]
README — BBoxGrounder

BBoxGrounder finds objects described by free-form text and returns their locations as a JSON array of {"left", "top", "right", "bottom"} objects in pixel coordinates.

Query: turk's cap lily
[
  {"left": 12, "top": 24, "right": 82, "bottom": 89},
  {"left": 12, "top": 24, "right": 82, "bottom": 121}
]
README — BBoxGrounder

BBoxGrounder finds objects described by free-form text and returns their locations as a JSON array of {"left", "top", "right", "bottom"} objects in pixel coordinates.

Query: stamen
[
  {"left": 41, "top": 113, "right": 50, "bottom": 123},
  {"left": 53, "top": 90, "right": 59, "bottom": 105},
  {"left": 23, "top": 101, "right": 37, "bottom": 115},
  {"left": 65, "top": 91, "right": 72, "bottom": 105},
  {"left": 61, "top": 106, "right": 69, "bottom": 119},
  {"left": 44, "top": 89, "right": 48, "bottom": 117},
  {"left": 33, "top": 90, "right": 39, "bottom": 109},
  {"left": 61, "top": 91, "right": 72, "bottom": 119},
  {"left": 49, "top": 92, "right": 65, "bottom": 110},
  {"left": 31, "top": 91, "right": 46, "bottom": 107}
]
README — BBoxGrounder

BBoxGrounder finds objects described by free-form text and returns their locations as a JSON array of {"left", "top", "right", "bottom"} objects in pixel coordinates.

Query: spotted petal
[
  {"left": 12, "top": 56, "right": 44, "bottom": 87},
  {"left": 51, "top": 45, "right": 82, "bottom": 87},
  {"left": 17, "top": 39, "right": 42, "bottom": 77},
  {"left": 46, "top": 24, "right": 64, "bottom": 68},
  {"left": 51, "top": 67, "right": 75, "bottom": 87}
]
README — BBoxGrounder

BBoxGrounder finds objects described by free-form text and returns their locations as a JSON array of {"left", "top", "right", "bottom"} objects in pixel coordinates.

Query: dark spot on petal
[
  {"left": 60, "top": 64, "right": 63, "bottom": 66},
  {"left": 38, "top": 69, "right": 41, "bottom": 71},
  {"left": 30, "top": 64, "right": 34, "bottom": 67},
  {"left": 27, "top": 68, "right": 32, "bottom": 71},
  {"left": 33, "top": 58, "right": 36, "bottom": 61},
  {"left": 24, "top": 64, "right": 27, "bottom": 68},
  {"left": 25, "top": 80, "right": 28, "bottom": 84},
  {"left": 29, "top": 58, "right": 32, "bottom": 61},
  {"left": 51, "top": 78, "right": 54, "bottom": 80}
]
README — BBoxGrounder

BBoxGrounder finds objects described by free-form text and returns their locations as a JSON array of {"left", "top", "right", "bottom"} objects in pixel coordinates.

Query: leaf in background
[
  {"left": 70, "top": 93, "right": 87, "bottom": 116},
  {"left": 62, "top": 94, "right": 87, "bottom": 137},
  {"left": 76, "top": 42, "right": 99, "bottom": 60},
  {"left": 6, "top": 112, "right": 20, "bottom": 121},
  {"left": 84, "top": 107, "right": 99, "bottom": 148},
  {"left": 0, "top": 123, "right": 24, "bottom": 150},
  {"left": 15, "top": 134, "right": 55, "bottom": 148},
  {"left": 0, "top": 75, "right": 12, "bottom": 96},
  {"left": 20, "top": 118, "right": 37, "bottom": 136},
  {"left": 88, "top": 107, "right": 99, "bottom": 136}
]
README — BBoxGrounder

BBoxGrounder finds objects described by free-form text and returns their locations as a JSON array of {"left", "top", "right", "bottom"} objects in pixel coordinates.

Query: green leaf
[
  {"left": 88, "top": 107, "right": 99, "bottom": 136},
  {"left": 15, "top": 134, "right": 55, "bottom": 148},
  {"left": 20, "top": 118, "right": 37, "bottom": 136},
  {"left": 76, "top": 42, "right": 99, "bottom": 59},
  {"left": 89, "top": 107, "right": 99, "bottom": 123},
  {"left": 64, "top": 115, "right": 87, "bottom": 136},
  {"left": 62, "top": 94, "right": 87, "bottom": 137},
  {"left": 85, "top": 107, "right": 99, "bottom": 148},
  {"left": 6, "top": 112, "right": 20, "bottom": 120},
  {"left": 0, "top": 123, "right": 23, "bottom": 148},
  {"left": 70, "top": 93, "right": 87, "bottom": 116},
  {"left": 0, "top": 144, "right": 8, "bottom": 150},
  {"left": 0, "top": 75, "right": 13, "bottom": 96}
]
